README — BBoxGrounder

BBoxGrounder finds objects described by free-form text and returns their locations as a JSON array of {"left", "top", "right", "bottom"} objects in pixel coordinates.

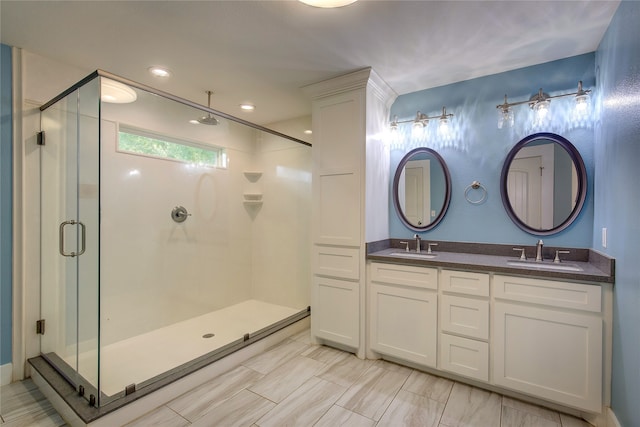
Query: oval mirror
[
  {"left": 393, "top": 147, "right": 452, "bottom": 231},
  {"left": 500, "top": 132, "right": 587, "bottom": 235}
]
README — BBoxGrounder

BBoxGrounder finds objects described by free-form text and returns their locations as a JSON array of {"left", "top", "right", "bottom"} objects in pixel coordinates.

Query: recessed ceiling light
[
  {"left": 240, "top": 103, "right": 256, "bottom": 111},
  {"left": 101, "top": 78, "right": 137, "bottom": 103},
  {"left": 304, "top": 129, "right": 313, "bottom": 134},
  {"left": 299, "top": 0, "right": 357, "bottom": 8},
  {"left": 148, "top": 66, "right": 172, "bottom": 78},
  {"left": 189, "top": 119, "right": 200, "bottom": 125}
]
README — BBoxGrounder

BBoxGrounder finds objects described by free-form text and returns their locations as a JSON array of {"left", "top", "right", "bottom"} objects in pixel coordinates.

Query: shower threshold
[{"left": 29, "top": 305, "right": 310, "bottom": 426}]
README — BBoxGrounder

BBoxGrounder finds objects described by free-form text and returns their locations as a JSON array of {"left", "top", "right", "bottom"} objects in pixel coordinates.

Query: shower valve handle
[{"left": 171, "top": 206, "right": 191, "bottom": 223}]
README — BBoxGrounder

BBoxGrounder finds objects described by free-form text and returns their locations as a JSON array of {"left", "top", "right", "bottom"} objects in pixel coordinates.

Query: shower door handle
[{"left": 59, "top": 220, "right": 86, "bottom": 257}]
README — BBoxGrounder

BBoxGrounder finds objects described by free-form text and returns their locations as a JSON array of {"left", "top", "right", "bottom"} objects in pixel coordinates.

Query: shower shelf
[
  {"left": 243, "top": 171, "right": 262, "bottom": 182},
  {"left": 243, "top": 193, "right": 263, "bottom": 202}
]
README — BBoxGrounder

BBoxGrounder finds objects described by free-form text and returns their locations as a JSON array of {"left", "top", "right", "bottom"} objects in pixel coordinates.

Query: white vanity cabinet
[
  {"left": 366, "top": 258, "right": 612, "bottom": 418},
  {"left": 493, "top": 274, "right": 603, "bottom": 412},
  {"left": 369, "top": 262, "right": 438, "bottom": 366},
  {"left": 439, "top": 270, "right": 490, "bottom": 381}
]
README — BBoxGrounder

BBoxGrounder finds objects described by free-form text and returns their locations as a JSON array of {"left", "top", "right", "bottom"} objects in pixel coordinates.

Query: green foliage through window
[{"left": 118, "top": 127, "right": 225, "bottom": 167}]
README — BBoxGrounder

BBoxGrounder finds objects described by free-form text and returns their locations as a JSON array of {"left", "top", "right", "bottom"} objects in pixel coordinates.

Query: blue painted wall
[
  {"left": 594, "top": 2, "right": 640, "bottom": 425},
  {"left": 389, "top": 53, "right": 596, "bottom": 248},
  {"left": 0, "top": 43, "right": 12, "bottom": 366}
]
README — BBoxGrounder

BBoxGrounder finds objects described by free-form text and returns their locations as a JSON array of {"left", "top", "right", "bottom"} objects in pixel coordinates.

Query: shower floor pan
[
  {"left": 72, "top": 299, "right": 302, "bottom": 396},
  {"left": 29, "top": 299, "right": 309, "bottom": 425}
]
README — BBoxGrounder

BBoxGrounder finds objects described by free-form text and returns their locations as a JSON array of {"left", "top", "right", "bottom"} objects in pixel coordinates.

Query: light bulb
[
  {"left": 575, "top": 94, "right": 590, "bottom": 114},
  {"left": 498, "top": 108, "right": 514, "bottom": 129},
  {"left": 533, "top": 99, "right": 550, "bottom": 125},
  {"left": 412, "top": 111, "right": 427, "bottom": 129},
  {"left": 438, "top": 117, "right": 450, "bottom": 135}
]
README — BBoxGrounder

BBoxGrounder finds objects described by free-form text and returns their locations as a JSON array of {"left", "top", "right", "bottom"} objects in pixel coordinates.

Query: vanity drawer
[
  {"left": 439, "top": 333, "right": 489, "bottom": 382},
  {"left": 493, "top": 275, "right": 602, "bottom": 313},
  {"left": 440, "top": 294, "right": 489, "bottom": 340},
  {"left": 313, "top": 245, "right": 359, "bottom": 280},
  {"left": 441, "top": 269, "right": 490, "bottom": 297},
  {"left": 370, "top": 262, "right": 438, "bottom": 290}
]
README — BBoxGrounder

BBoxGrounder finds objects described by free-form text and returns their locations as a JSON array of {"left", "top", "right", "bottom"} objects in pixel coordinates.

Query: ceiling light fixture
[
  {"left": 299, "top": 0, "right": 357, "bottom": 8},
  {"left": 101, "top": 78, "right": 137, "bottom": 104},
  {"left": 304, "top": 129, "right": 313, "bottom": 135},
  {"left": 390, "top": 107, "right": 454, "bottom": 131},
  {"left": 239, "top": 103, "right": 255, "bottom": 111},
  {"left": 148, "top": 66, "right": 172, "bottom": 78},
  {"left": 496, "top": 81, "right": 591, "bottom": 128}
]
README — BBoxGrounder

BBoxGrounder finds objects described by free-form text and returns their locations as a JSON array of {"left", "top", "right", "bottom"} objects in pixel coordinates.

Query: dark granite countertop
[{"left": 366, "top": 240, "right": 614, "bottom": 284}]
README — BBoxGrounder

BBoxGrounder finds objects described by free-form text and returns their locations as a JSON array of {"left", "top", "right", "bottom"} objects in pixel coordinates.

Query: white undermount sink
[
  {"left": 506, "top": 260, "right": 583, "bottom": 272},
  {"left": 390, "top": 252, "right": 437, "bottom": 259}
]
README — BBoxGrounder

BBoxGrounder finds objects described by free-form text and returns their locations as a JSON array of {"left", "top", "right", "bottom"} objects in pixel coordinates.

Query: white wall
[
  {"left": 99, "top": 120, "right": 256, "bottom": 344},
  {"left": 98, "top": 83, "right": 312, "bottom": 345},
  {"left": 250, "top": 117, "right": 312, "bottom": 311}
]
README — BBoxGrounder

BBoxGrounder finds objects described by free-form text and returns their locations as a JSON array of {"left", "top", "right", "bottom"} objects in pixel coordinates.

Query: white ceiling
[{"left": 0, "top": 0, "right": 620, "bottom": 126}]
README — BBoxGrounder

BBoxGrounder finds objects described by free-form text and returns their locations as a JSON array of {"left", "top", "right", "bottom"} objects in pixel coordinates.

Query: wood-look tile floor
[
  {"left": 0, "top": 377, "right": 67, "bottom": 427},
  {"left": 1, "top": 329, "right": 594, "bottom": 427}
]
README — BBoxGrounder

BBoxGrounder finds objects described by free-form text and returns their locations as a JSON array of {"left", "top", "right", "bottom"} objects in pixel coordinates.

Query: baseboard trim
[
  {"left": 1, "top": 362, "right": 13, "bottom": 385},
  {"left": 607, "top": 407, "right": 622, "bottom": 427}
]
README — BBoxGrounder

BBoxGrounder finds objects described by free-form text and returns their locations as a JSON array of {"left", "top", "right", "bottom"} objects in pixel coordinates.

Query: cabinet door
[
  {"left": 312, "top": 91, "right": 363, "bottom": 247},
  {"left": 370, "top": 283, "right": 437, "bottom": 367},
  {"left": 493, "top": 302, "right": 602, "bottom": 412},
  {"left": 313, "top": 276, "right": 359, "bottom": 348}
]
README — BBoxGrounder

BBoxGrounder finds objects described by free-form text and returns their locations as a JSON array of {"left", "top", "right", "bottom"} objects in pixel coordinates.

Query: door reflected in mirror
[
  {"left": 501, "top": 133, "right": 587, "bottom": 235},
  {"left": 393, "top": 147, "right": 451, "bottom": 231}
]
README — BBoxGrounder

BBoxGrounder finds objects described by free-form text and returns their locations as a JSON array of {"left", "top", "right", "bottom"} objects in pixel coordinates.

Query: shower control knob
[{"left": 171, "top": 206, "right": 191, "bottom": 223}]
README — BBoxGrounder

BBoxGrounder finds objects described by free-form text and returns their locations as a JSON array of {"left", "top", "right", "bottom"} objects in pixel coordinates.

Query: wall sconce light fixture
[
  {"left": 496, "top": 81, "right": 591, "bottom": 128},
  {"left": 390, "top": 106, "right": 454, "bottom": 132}
]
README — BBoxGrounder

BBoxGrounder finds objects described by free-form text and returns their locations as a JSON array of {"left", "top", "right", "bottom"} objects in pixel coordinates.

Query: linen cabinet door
[
  {"left": 370, "top": 283, "right": 437, "bottom": 367},
  {"left": 313, "top": 276, "right": 359, "bottom": 348}
]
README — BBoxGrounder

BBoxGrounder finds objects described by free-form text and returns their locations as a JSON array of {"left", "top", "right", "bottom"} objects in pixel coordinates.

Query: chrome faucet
[
  {"left": 414, "top": 234, "right": 421, "bottom": 253},
  {"left": 535, "top": 239, "right": 544, "bottom": 262}
]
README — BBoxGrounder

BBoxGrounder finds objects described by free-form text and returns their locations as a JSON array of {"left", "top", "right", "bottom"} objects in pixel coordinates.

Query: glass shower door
[{"left": 40, "top": 78, "right": 101, "bottom": 404}]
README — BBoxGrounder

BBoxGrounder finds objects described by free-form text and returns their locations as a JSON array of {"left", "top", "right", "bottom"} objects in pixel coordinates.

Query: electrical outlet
[
  {"left": 602, "top": 227, "right": 607, "bottom": 248},
  {"left": 431, "top": 210, "right": 436, "bottom": 217}
]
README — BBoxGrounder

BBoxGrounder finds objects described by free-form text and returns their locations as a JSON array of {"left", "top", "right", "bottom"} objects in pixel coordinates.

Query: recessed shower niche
[{"left": 35, "top": 70, "right": 311, "bottom": 417}]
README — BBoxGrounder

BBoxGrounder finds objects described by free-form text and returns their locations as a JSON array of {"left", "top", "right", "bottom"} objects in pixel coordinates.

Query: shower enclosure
[{"left": 38, "top": 71, "right": 311, "bottom": 408}]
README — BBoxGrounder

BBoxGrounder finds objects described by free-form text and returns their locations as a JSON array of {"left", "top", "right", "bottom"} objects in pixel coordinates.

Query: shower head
[
  {"left": 197, "top": 114, "right": 219, "bottom": 125},
  {"left": 197, "top": 91, "right": 219, "bottom": 126}
]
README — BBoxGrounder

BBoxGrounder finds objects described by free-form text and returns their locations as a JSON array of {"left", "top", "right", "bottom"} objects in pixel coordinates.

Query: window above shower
[{"left": 117, "top": 125, "right": 227, "bottom": 168}]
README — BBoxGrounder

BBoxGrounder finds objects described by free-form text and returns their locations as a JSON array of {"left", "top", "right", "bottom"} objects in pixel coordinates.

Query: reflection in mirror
[
  {"left": 393, "top": 147, "right": 451, "bottom": 231},
  {"left": 500, "top": 132, "right": 587, "bottom": 235}
]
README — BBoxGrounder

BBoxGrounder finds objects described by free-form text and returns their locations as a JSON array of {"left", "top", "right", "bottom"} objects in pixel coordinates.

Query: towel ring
[{"left": 465, "top": 181, "right": 487, "bottom": 204}]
